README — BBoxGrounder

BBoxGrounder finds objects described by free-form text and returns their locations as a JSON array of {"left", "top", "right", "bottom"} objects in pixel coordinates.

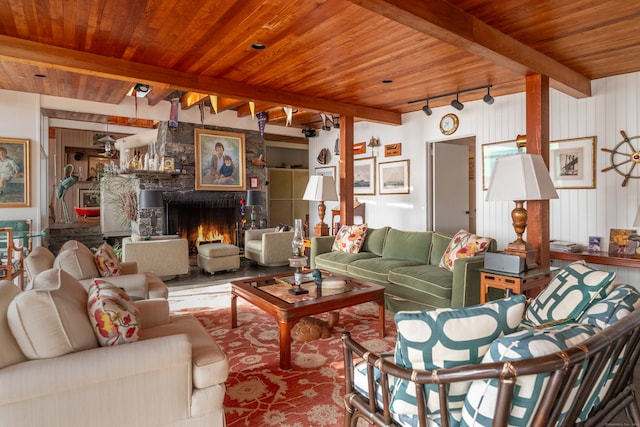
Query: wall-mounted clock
[{"left": 440, "top": 113, "right": 459, "bottom": 135}]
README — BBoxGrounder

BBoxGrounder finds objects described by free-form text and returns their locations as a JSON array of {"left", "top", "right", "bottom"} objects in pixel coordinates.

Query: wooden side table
[{"left": 479, "top": 267, "right": 558, "bottom": 303}]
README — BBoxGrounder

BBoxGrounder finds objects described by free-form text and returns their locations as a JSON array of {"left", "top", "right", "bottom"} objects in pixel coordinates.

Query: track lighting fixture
[
  {"left": 302, "top": 128, "right": 317, "bottom": 138},
  {"left": 451, "top": 94, "right": 464, "bottom": 111},
  {"left": 409, "top": 84, "right": 494, "bottom": 113},
  {"left": 422, "top": 101, "right": 432, "bottom": 116},
  {"left": 483, "top": 87, "right": 494, "bottom": 105}
]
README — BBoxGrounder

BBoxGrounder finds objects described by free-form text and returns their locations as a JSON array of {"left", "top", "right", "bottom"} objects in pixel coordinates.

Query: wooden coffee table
[{"left": 230, "top": 272, "right": 385, "bottom": 370}]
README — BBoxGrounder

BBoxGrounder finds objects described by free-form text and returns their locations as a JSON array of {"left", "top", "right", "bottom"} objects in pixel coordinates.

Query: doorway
[{"left": 427, "top": 137, "right": 476, "bottom": 235}]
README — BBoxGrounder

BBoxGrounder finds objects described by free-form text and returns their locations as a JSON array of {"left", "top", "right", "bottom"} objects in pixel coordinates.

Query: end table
[{"left": 479, "top": 267, "right": 558, "bottom": 303}]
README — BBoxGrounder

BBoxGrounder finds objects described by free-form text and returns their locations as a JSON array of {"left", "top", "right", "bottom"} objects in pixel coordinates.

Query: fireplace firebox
[{"left": 167, "top": 200, "right": 240, "bottom": 254}]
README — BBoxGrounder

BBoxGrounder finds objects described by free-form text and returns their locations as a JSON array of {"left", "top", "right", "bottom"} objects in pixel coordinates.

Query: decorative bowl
[{"left": 75, "top": 207, "right": 100, "bottom": 217}]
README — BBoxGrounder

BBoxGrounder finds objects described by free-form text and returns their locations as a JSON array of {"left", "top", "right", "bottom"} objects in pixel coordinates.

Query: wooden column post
[
  {"left": 525, "top": 74, "right": 551, "bottom": 269},
  {"left": 339, "top": 116, "right": 354, "bottom": 228}
]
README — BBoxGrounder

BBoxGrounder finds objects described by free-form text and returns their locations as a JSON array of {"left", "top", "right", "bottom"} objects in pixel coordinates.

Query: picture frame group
[{"left": 342, "top": 157, "right": 410, "bottom": 195}]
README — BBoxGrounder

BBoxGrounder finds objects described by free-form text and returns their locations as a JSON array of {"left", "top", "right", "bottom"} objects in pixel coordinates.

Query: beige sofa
[
  {"left": 24, "top": 241, "right": 168, "bottom": 299},
  {"left": 244, "top": 228, "right": 295, "bottom": 266},
  {"left": 0, "top": 269, "right": 228, "bottom": 427}
]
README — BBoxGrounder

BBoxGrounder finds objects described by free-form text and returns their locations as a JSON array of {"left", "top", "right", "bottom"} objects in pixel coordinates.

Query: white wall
[
  {"left": 309, "top": 71, "right": 640, "bottom": 286},
  {"left": 0, "top": 90, "right": 43, "bottom": 232}
]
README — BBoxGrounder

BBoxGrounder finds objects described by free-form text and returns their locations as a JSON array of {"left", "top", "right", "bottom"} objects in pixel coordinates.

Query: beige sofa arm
[
  {"left": 134, "top": 299, "right": 171, "bottom": 328},
  {"left": 244, "top": 228, "right": 276, "bottom": 242},
  {"left": 120, "top": 261, "right": 138, "bottom": 274},
  {"left": 0, "top": 334, "right": 191, "bottom": 407},
  {"left": 79, "top": 273, "right": 149, "bottom": 300}
]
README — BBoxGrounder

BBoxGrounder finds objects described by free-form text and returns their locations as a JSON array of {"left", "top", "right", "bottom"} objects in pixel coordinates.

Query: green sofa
[{"left": 310, "top": 227, "right": 496, "bottom": 312}]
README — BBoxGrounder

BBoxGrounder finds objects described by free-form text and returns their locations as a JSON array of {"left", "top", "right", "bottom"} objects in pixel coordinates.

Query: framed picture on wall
[
  {"left": 194, "top": 128, "right": 246, "bottom": 191},
  {"left": 354, "top": 157, "right": 376, "bottom": 195},
  {"left": 0, "top": 137, "right": 30, "bottom": 207},
  {"left": 379, "top": 159, "right": 410, "bottom": 194},
  {"left": 550, "top": 136, "right": 596, "bottom": 189}
]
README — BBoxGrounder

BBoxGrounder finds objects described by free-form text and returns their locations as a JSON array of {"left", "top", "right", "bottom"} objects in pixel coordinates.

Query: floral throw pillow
[
  {"left": 439, "top": 229, "right": 492, "bottom": 272},
  {"left": 331, "top": 224, "right": 368, "bottom": 253},
  {"left": 87, "top": 279, "right": 141, "bottom": 346},
  {"left": 94, "top": 242, "right": 121, "bottom": 277}
]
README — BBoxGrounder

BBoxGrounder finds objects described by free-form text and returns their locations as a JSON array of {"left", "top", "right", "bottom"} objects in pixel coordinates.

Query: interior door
[{"left": 431, "top": 143, "right": 469, "bottom": 236}]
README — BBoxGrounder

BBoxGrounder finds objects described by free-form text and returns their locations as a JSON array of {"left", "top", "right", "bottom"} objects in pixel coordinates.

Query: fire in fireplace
[{"left": 167, "top": 200, "right": 240, "bottom": 254}]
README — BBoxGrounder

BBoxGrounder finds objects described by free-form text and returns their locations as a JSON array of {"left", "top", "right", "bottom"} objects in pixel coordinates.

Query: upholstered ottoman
[{"left": 197, "top": 243, "right": 240, "bottom": 274}]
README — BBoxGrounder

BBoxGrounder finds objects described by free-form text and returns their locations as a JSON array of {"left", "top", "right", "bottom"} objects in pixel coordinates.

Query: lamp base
[
  {"left": 314, "top": 222, "right": 330, "bottom": 237},
  {"left": 504, "top": 242, "right": 538, "bottom": 270}
]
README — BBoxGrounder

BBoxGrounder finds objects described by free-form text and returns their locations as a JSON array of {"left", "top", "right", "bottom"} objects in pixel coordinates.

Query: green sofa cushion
[
  {"left": 314, "top": 251, "right": 379, "bottom": 274},
  {"left": 387, "top": 264, "right": 454, "bottom": 302},
  {"left": 347, "top": 258, "right": 422, "bottom": 284},
  {"left": 361, "top": 227, "right": 390, "bottom": 255},
  {"left": 430, "top": 232, "right": 452, "bottom": 265},
  {"left": 382, "top": 229, "right": 432, "bottom": 264}
]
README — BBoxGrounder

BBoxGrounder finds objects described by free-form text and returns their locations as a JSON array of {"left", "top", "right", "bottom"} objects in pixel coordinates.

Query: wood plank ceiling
[{"left": 0, "top": 0, "right": 638, "bottom": 133}]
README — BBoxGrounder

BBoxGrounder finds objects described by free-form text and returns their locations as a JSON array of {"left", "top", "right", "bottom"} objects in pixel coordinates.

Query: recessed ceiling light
[
  {"left": 381, "top": 79, "right": 393, "bottom": 84},
  {"left": 33, "top": 73, "right": 47, "bottom": 78},
  {"left": 251, "top": 43, "right": 267, "bottom": 50}
]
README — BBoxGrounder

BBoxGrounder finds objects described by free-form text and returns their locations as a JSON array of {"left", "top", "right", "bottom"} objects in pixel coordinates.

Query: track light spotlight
[
  {"left": 483, "top": 87, "right": 494, "bottom": 105},
  {"left": 302, "top": 128, "right": 317, "bottom": 138},
  {"left": 451, "top": 94, "right": 464, "bottom": 111},
  {"left": 422, "top": 101, "right": 432, "bottom": 116}
]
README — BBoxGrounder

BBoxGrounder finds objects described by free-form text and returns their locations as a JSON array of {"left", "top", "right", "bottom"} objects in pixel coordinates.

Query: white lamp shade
[
  {"left": 486, "top": 154, "right": 559, "bottom": 201},
  {"left": 303, "top": 175, "right": 338, "bottom": 202}
]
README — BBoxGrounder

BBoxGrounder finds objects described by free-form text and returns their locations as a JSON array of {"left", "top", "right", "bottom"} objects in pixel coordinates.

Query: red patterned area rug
[{"left": 169, "top": 284, "right": 397, "bottom": 427}]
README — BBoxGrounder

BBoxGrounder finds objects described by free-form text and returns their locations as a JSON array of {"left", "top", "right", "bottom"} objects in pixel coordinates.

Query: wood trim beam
[
  {"left": 0, "top": 35, "right": 401, "bottom": 126},
  {"left": 347, "top": 0, "right": 591, "bottom": 98},
  {"left": 179, "top": 92, "right": 208, "bottom": 110},
  {"left": 524, "top": 74, "right": 551, "bottom": 268},
  {"left": 339, "top": 116, "right": 355, "bottom": 225}
]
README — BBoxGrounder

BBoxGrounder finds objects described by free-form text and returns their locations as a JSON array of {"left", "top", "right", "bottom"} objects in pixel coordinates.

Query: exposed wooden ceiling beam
[
  {"left": 347, "top": 0, "right": 591, "bottom": 98},
  {"left": 0, "top": 35, "right": 401, "bottom": 125},
  {"left": 180, "top": 92, "right": 208, "bottom": 110}
]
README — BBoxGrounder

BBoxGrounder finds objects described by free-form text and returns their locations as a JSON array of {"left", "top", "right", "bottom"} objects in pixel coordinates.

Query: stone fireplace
[{"left": 128, "top": 121, "right": 266, "bottom": 254}]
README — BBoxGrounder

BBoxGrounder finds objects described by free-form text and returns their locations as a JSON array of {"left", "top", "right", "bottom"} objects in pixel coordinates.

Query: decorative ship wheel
[{"left": 602, "top": 130, "right": 640, "bottom": 186}]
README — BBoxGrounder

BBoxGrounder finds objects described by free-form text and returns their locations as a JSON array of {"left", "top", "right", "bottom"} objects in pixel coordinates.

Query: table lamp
[
  {"left": 138, "top": 189, "right": 164, "bottom": 236},
  {"left": 245, "top": 190, "right": 263, "bottom": 229},
  {"left": 303, "top": 175, "right": 338, "bottom": 236},
  {"left": 486, "top": 153, "right": 559, "bottom": 269}
]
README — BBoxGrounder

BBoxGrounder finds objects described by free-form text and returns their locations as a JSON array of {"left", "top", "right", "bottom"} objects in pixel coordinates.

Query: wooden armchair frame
[
  {"left": 342, "top": 309, "right": 640, "bottom": 427},
  {"left": 0, "top": 227, "right": 25, "bottom": 289}
]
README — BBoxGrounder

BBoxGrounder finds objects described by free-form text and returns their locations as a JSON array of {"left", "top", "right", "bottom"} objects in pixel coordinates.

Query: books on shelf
[{"left": 550, "top": 240, "right": 584, "bottom": 253}]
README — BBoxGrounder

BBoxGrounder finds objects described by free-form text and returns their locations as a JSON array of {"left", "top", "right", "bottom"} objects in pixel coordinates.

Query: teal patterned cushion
[
  {"left": 461, "top": 323, "right": 599, "bottom": 427},
  {"left": 575, "top": 284, "right": 640, "bottom": 420},
  {"left": 391, "top": 295, "right": 526, "bottom": 425},
  {"left": 578, "top": 284, "right": 640, "bottom": 329},
  {"left": 524, "top": 261, "right": 615, "bottom": 326}
]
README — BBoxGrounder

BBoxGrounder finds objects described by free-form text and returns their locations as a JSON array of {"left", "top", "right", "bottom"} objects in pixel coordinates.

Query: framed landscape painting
[
  {"left": 0, "top": 137, "right": 29, "bottom": 207},
  {"left": 354, "top": 157, "right": 375, "bottom": 195},
  {"left": 379, "top": 159, "right": 410, "bottom": 194},
  {"left": 194, "top": 128, "right": 246, "bottom": 191}
]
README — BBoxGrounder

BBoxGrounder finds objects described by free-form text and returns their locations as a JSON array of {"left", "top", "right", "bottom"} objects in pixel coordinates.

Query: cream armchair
[
  {"left": 24, "top": 241, "right": 168, "bottom": 299},
  {"left": 244, "top": 228, "right": 295, "bottom": 266}
]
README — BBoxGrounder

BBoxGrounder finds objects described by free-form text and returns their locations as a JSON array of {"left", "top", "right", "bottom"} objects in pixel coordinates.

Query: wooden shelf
[{"left": 550, "top": 250, "right": 640, "bottom": 269}]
